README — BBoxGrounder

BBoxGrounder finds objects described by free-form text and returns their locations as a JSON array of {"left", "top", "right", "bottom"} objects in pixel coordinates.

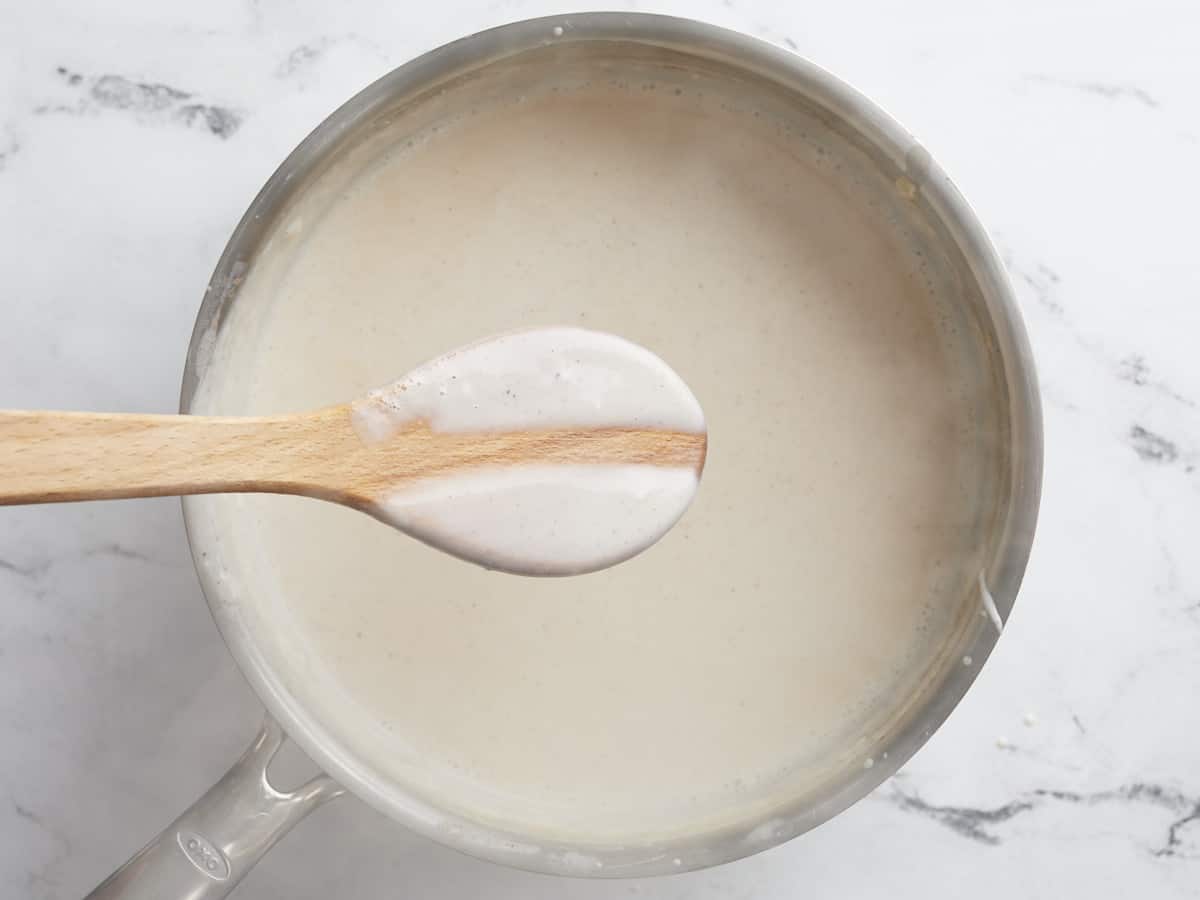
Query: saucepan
[{"left": 86, "top": 12, "right": 1042, "bottom": 899}]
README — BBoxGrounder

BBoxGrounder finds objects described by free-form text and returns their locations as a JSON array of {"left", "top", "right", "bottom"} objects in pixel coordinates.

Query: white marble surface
[{"left": 1, "top": 0, "right": 1198, "bottom": 897}]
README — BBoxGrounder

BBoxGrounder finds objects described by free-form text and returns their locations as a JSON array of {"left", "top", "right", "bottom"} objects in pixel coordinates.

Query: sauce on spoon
[{"left": 352, "top": 327, "right": 707, "bottom": 575}]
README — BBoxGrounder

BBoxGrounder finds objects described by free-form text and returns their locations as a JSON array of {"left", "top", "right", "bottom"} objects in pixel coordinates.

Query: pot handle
[{"left": 86, "top": 716, "right": 343, "bottom": 900}]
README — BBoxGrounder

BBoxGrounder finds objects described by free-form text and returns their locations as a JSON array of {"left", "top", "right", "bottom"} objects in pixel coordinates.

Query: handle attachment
[{"left": 87, "top": 717, "right": 342, "bottom": 900}]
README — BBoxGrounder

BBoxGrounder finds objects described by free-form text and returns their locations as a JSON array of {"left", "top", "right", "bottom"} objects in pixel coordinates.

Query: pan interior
[{"left": 187, "top": 41, "right": 1010, "bottom": 857}]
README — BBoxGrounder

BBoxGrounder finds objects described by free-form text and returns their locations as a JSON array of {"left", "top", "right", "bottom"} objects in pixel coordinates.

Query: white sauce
[
  {"left": 979, "top": 570, "right": 1004, "bottom": 633},
  {"left": 190, "top": 62, "right": 1003, "bottom": 847},
  {"left": 377, "top": 463, "right": 700, "bottom": 576},
  {"left": 352, "top": 327, "right": 704, "bottom": 438},
  {"left": 352, "top": 326, "right": 705, "bottom": 575}
]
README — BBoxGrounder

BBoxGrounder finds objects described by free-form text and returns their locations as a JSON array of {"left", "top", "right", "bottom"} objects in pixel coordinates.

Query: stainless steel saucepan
[{"left": 86, "top": 13, "right": 1042, "bottom": 899}]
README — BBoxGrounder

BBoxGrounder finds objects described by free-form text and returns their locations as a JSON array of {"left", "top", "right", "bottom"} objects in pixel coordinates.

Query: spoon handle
[
  {"left": 0, "top": 408, "right": 341, "bottom": 505},
  {"left": 0, "top": 407, "right": 706, "bottom": 511}
]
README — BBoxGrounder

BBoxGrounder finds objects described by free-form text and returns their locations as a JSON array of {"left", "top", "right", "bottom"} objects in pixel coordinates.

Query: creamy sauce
[
  {"left": 190, "top": 58, "right": 1003, "bottom": 847},
  {"left": 352, "top": 327, "right": 704, "bottom": 436},
  {"left": 353, "top": 326, "right": 705, "bottom": 575},
  {"left": 377, "top": 463, "right": 700, "bottom": 578}
]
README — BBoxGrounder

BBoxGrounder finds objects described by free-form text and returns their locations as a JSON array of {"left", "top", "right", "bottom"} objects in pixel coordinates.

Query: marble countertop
[{"left": 2, "top": 0, "right": 1198, "bottom": 897}]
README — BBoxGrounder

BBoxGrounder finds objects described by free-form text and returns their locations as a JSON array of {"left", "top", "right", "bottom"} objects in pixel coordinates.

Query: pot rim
[{"left": 180, "top": 11, "right": 1042, "bottom": 878}]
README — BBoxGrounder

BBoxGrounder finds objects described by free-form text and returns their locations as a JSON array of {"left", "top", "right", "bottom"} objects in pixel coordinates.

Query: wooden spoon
[{"left": 0, "top": 328, "right": 707, "bottom": 575}]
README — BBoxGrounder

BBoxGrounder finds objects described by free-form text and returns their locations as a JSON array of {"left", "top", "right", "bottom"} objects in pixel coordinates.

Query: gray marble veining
[{"left": 1, "top": 0, "right": 1198, "bottom": 897}]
